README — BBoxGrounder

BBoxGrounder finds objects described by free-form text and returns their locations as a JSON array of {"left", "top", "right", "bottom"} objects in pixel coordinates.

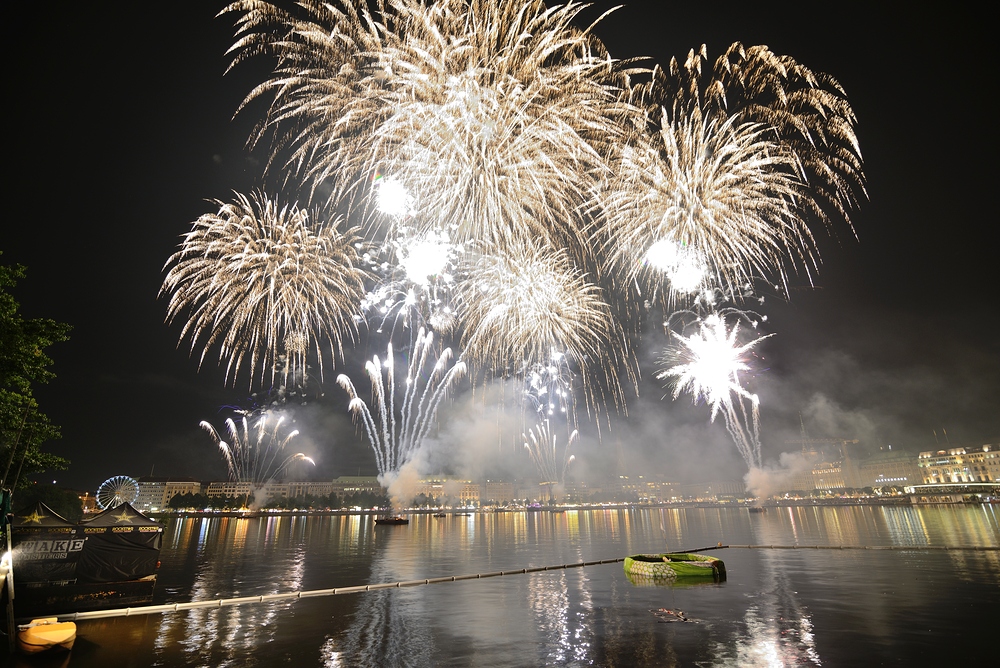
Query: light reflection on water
[{"left": 39, "top": 505, "right": 999, "bottom": 667}]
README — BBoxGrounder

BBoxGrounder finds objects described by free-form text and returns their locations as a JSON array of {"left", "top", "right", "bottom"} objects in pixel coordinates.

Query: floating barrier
[
  {"left": 718, "top": 544, "right": 999, "bottom": 551},
  {"left": 33, "top": 545, "right": 998, "bottom": 622}
]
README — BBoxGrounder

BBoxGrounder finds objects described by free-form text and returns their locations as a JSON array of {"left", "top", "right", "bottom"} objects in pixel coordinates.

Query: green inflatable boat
[{"left": 623, "top": 553, "right": 726, "bottom": 583}]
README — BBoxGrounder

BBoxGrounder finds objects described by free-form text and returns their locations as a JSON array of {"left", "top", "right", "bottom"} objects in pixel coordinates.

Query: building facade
[
  {"left": 136, "top": 477, "right": 203, "bottom": 511},
  {"left": 855, "top": 449, "right": 922, "bottom": 487},
  {"left": 918, "top": 444, "right": 1000, "bottom": 483}
]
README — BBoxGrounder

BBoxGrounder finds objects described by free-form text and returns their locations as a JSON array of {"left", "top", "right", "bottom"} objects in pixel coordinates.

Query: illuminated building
[
  {"left": 136, "top": 477, "right": 202, "bottom": 511},
  {"left": 918, "top": 444, "right": 1000, "bottom": 483},
  {"left": 329, "top": 476, "right": 382, "bottom": 499},
  {"left": 413, "top": 478, "right": 479, "bottom": 505}
]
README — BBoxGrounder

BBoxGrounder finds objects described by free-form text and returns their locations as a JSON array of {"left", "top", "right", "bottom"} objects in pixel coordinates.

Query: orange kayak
[{"left": 17, "top": 617, "right": 77, "bottom": 654}]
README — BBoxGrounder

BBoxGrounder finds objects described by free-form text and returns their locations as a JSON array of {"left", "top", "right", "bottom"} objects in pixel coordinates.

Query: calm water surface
[{"left": 16, "top": 505, "right": 999, "bottom": 667}]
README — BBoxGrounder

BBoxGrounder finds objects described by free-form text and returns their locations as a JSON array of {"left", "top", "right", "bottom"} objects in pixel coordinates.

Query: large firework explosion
[
  {"left": 161, "top": 191, "right": 370, "bottom": 387},
  {"left": 638, "top": 42, "right": 866, "bottom": 234},
  {"left": 224, "top": 0, "right": 636, "bottom": 257},
  {"left": 602, "top": 107, "right": 809, "bottom": 302},
  {"left": 200, "top": 410, "right": 314, "bottom": 486},
  {"left": 336, "top": 328, "right": 467, "bottom": 481}
]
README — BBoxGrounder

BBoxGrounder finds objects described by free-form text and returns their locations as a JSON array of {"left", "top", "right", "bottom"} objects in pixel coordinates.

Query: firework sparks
[
  {"left": 458, "top": 239, "right": 628, "bottom": 420},
  {"left": 525, "top": 350, "right": 576, "bottom": 420},
  {"left": 224, "top": 0, "right": 636, "bottom": 255},
  {"left": 161, "top": 191, "right": 370, "bottom": 386},
  {"left": 641, "top": 42, "right": 866, "bottom": 232},
  {"left": 656, "top": 313, "right": 772, "bottom": 469},
  {"left": 643, "top": 239, "right": 708, "bottom": 296},
  {"left": 200, "top": 410, "right": 314, "bottom": 486},
  {"left": 178, "top": 4, "right": 869, "bottom": 479},
  {"left": 375, "top": 175, "right": 415, "bottom": 219},
  {"left": 359, "top": 226, "right": 461, "bottom": 338},
  {"left": 603, "top": 107, "right": 808, "bottom": 303},
  {"left": 523, "top": 419, "right": 578, "bottom": 490},
  {"left": 336, "top": 328, "right": 466, "bottom": 479}
]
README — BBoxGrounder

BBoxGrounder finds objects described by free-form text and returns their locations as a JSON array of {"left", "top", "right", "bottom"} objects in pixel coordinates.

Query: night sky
[{"left": 5, "top": 2, "right": 997, "bottom": 493}]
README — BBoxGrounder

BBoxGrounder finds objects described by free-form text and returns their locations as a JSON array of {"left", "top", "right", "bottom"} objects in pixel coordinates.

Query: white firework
[
  {"left": 337, "top": 328, "right": 466, "bottom": 479},
  {"left": 656, "top": 313, "right": 772, "bottom": 469}
]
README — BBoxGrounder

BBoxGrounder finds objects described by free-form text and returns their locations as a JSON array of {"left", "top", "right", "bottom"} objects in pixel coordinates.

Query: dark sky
[{"left": 5, "top": 2, "right": 997, "bottom": 492}]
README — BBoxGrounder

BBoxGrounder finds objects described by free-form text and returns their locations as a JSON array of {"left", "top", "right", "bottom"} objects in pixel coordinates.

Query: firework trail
[
  {"left": 200, "top": 410, "right": 314, "bottom": 486},
  {"left": 655, "top": 312, "right": 772, "bottom": 470},
  {"left": 458, "top": 239, "right": 630, "bottom": 422},
  {"left": 336, "top": 328, "right": 466, "bottom": 479},
  {"left": 523, "top": 419, "right": 578, "bottom": 491},
  {"left": 224, "top": 0, "right": 637, "bottom": 258},
  {"left": 161, "top": 191, "right": 370, "bottom": 387}
]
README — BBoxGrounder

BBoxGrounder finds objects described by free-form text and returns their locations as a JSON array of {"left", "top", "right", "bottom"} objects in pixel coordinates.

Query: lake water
[{"left": 15, "top": 504, "right": 999, "bottom": 667}]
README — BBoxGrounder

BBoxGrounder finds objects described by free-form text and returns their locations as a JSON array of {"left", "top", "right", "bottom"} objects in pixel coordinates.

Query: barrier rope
[
  {"left": 44, "top": 558, "right": 626, "bottom": 622},
  {"left": 690, "top": 544, "right": 1000, "bottom": 552},
  {"left": 33, "top": 543, "right": 998, "bottom": 623}
]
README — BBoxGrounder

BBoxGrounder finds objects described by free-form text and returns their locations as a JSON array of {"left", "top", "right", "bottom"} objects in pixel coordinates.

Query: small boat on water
[
  {"left": 17, "top": 618, "right": 77, "bottom": 654},
  {"left": 749, "top": 506, "right": 768, "bottom": 513},
  {"left": 375, "top": 516, "right": 409, "bottom": 525},
  {"left": 624, "top": 553, "right": 726, "bottom": 583}
]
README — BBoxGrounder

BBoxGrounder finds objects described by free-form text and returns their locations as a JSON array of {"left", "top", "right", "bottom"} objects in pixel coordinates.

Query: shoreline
[{"left": 145, "top": 496, "right": 1000, "bottom": 520}]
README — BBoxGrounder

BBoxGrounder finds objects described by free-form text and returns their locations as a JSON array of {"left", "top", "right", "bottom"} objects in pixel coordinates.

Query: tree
[
  {"left": 0, "top": 258, "right": 72, "bottom": 490},
  {"left": 10, "top": 483, "right": 83, "bottom": 522}
]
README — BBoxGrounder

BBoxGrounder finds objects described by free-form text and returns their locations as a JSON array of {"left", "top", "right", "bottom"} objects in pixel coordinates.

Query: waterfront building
[
  {"left": 286, "top": 480, "right": 334, "bottom": 499},
  {"left": 918, "top": 444, "right": 1000, "bottom": 483},
  {"left": 617, "top": 475, "right": 669, "bottom": 501},
  {"left": 194, "top": 477, "right": 383, "bottom": 506},
  {"left": 481, "top": 480, "right": 515, "bottom": 506},
  {"left": 811, "top": 462, "right": 846, "bottom": 490},
  {"left": 659, "top": 480, "right": 747, "bottom": 502},
  {"left": 136, "top": 477, "right": 202, "bottom": 511},
  {"left": 330, "top": 476, "right": 383, "bottom": 500},
  {"left": 412, "top": 478, "right": 479, "bottom": 505},
  {"left": 855, "top": 447, "right": 921, "bottom": 487},
  {"left": 206, "top": 480, "right": 254, "bottom": 499}
]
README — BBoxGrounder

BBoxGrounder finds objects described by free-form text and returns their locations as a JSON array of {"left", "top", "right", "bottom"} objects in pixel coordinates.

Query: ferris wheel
[{"left": 96, "top": 475, "right": 139, "bottom": 510}]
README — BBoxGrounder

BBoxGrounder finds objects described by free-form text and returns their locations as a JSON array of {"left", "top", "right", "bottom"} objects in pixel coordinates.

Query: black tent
[
  {"left": 11, "top": 501, "right": 86, "bottom": 583},
  {"left": 77, "top": 503, "right": 163, "bottom": 583}
]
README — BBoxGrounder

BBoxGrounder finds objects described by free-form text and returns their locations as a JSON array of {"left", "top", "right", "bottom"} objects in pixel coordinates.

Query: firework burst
[
  {"left": 360, "top": 224, "right": 462, "bottom": 339},
  {"left": 602, "top": 106, "right": 808, "bottom": 302},
  {"left": 655, "top": 312, "right": 772, "bottom": 470},
  {"left": 336, "top": 328, "right": 466, "bottom": 479},
  {"left": 161, "top": 191, "right": 370, "bottom": 386},
  {"left": 458, "top": 239, "right": 628, "bottom": 420},
  {"left": 525, "top": 350, "right": 576, "bottom": 421},
  {"left": 224, "top": 0, "right": 637, "bottom": 256},
  {"left": 636, "top": 41, "right": 865, "bottom": 240},
  {"left": 200, "top": 410, "right": 314, "bottom": 486}
]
